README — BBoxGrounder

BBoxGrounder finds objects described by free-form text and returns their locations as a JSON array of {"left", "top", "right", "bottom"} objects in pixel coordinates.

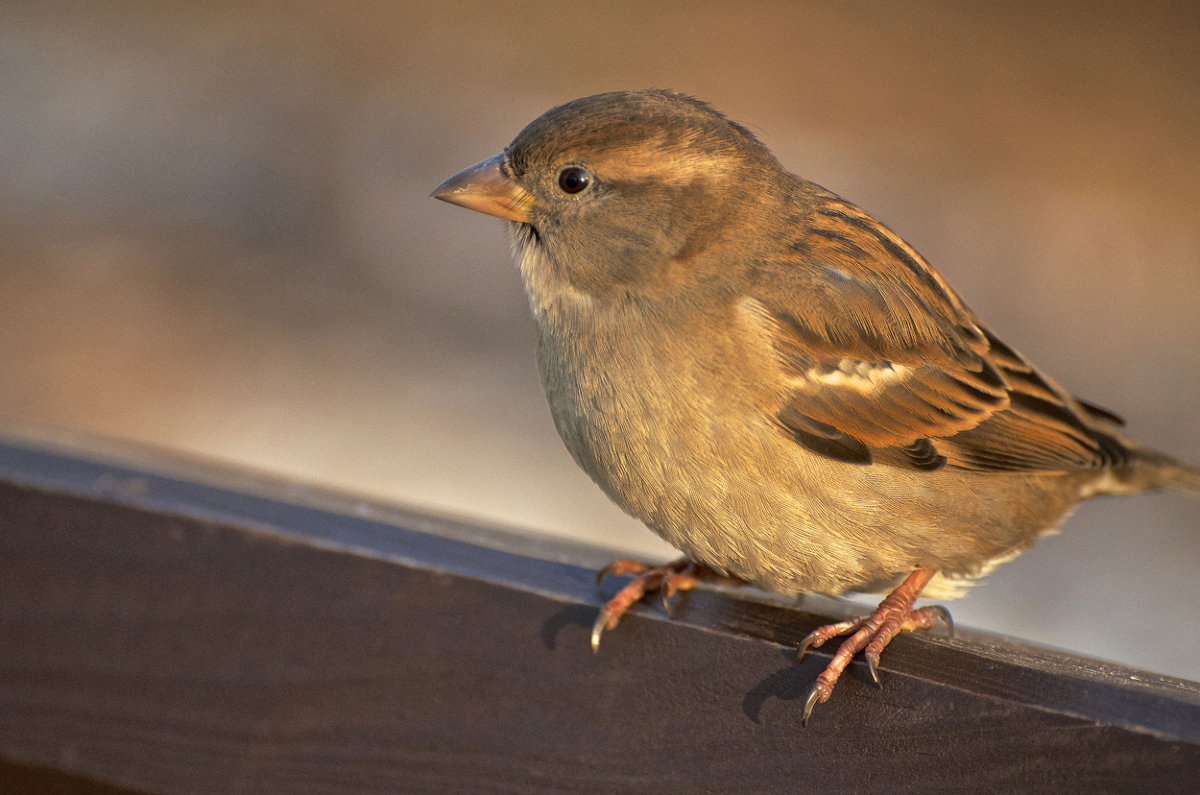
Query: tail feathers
[
  {"left": 1158, "top": 460, "right": 1200, "bottom": 496},
  {"left": 1134, "top": 448, "right": 1200, "bottom": 497},
  {"left": 1087, "top": 445, "right": 1200, "bottom": 498}
]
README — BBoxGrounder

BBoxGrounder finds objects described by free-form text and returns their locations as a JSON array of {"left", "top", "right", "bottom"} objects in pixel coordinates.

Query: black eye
[{"left": 557, "top": 166, "right": 591, "bottom": 194}]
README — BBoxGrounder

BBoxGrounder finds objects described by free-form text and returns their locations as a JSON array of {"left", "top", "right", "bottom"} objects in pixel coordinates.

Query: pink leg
[
  {"left": 591, "top": 557, "right": 712, "bottom": 651},
  {"left": 796, "top": 568, "right": 952, "bottom": 724}
]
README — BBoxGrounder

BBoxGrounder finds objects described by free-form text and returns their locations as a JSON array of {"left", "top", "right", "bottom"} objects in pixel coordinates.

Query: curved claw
[
  {"left": 802, "top": 686, "right": 823, "bottom": 726},
  {"left": 929, "top": 604, "right": 955, "bottom": 638},
  {"left": 864, "top": 652, "right": 882, "bottom": 688},
  {"left": 590, "top": 612, "right": 608, "bottom": 653},
  {"left": 796, "top": 632, "right": 820, "bottom": 662},
  {"left": 595, "top": 563, "right": 617, "bottom": 586}
]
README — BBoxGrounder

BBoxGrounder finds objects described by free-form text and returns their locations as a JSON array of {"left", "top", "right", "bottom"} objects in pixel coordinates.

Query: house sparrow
[{"left": 432, "top": 89, "right": 1200, "bottom": 722}]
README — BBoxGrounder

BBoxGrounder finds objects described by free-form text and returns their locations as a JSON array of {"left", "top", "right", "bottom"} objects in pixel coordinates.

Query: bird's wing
[{"left": 742, "top": 197, "right": 1129, "bottom": 472}]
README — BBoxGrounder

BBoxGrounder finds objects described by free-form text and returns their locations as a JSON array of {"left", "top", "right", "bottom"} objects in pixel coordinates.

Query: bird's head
[{"left": 433, "top": 90, "right": 785, "bottom": 301}]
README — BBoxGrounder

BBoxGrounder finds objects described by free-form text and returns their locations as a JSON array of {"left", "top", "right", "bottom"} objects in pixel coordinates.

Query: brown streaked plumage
[{"left": 432, "top": 89, "right": 1200, "bottom": 722}]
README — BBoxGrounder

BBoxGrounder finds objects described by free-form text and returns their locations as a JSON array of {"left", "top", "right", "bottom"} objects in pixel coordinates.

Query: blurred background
[{"left": 2, "top": 2, "right": 1198, "bottom": 680}]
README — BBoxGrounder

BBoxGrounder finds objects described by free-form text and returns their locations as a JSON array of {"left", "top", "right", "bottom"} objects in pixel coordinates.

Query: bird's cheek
[{"left": 532, "top": 221, "right": 642, "bottom": 295}]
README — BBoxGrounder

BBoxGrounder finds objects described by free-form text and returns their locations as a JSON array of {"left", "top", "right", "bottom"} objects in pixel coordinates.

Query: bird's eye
[{"left": 557, "top": 166, "right": 591, "bottom": 194}]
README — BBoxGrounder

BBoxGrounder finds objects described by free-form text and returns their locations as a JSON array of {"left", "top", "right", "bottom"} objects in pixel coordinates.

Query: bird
[{"left": 431, "top": 89, "right": 1200, "bottom": 723}]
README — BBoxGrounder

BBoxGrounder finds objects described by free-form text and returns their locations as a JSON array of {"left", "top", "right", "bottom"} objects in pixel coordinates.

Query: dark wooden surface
[{"left": 1, "top": 433, "right": 1199, "bottom": 793}]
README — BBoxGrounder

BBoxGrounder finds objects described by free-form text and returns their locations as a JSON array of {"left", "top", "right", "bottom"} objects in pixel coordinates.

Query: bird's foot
[
  {"left": 796, "top": 568, "right": 951, "bottom": 725},
  {"left": 591, "top": 557, "right": 708, "bottom": 651}
]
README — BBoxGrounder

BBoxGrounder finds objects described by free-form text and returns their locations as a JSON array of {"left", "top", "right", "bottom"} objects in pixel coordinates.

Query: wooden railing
[{"left": 1, "top": 431, "right": 1197, "bottom": 792}]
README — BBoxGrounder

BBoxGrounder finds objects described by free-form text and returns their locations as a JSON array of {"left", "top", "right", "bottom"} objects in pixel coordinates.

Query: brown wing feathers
[{"left": 764, "top": 198, "right": 1134, "bottom": 474}]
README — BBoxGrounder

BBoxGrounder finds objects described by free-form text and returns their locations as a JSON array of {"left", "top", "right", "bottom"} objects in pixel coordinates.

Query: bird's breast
[
  {"left": 535, "top": 302, "right": 695, "bottom": 488},
  {"left": 536, "top": 300, "right": 713, "bottom": 487},
  {"left": 530, "top": 297, "right": 815, "bottom": 577}
]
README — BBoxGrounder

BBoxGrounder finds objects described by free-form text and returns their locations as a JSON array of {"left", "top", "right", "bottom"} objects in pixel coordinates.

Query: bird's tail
[
  {"left": 1133, "top": 448, "right": 1200, "bottom": 497},
  {"left": 1158, "top": 460, "right": 1200, "bottom": 496},
  {"left": 1089, "top": 443, "right": 1200, "bottom": 498}
]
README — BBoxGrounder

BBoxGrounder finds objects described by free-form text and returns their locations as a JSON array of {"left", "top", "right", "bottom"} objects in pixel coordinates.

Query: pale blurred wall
[{"left": 1, "top": 2, "right": 1198, "bottom": 679}]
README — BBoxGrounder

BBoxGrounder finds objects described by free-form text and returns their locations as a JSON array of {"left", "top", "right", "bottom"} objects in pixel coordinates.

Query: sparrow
[{"left": 432, "top": 89, "right": 1200, "bottom": 723}]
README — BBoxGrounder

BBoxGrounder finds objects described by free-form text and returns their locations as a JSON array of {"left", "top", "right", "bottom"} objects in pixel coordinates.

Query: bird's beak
[{"left": 431, "top": 153, "right": 534, "bottom": 224}]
